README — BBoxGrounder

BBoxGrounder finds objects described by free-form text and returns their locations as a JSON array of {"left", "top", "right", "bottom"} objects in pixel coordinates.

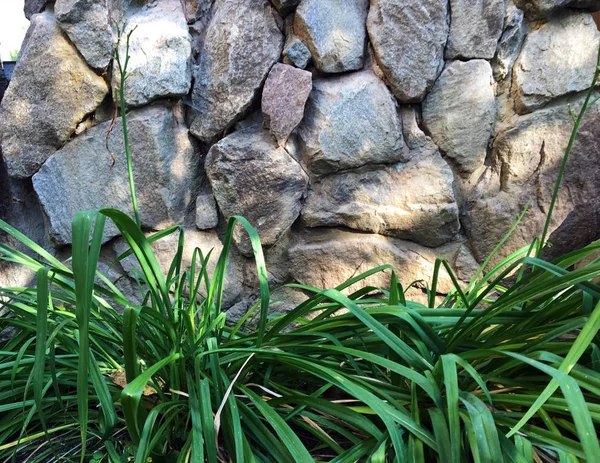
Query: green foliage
[
  {"left": 8, "top": 49, "right": 19, "bottom": 61},
  {"left": 3, "top": 210, "right": 600, "bottom": 461}
]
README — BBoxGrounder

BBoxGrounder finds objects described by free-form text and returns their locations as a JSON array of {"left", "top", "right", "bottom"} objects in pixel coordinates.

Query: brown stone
[{"left": 261, "top": 63, "right": 312, "bottom": 147}]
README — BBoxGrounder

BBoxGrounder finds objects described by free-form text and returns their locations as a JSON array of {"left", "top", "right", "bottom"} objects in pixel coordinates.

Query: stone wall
[{"left": 2, "top": 0, "right": 600, "bottom": 313}]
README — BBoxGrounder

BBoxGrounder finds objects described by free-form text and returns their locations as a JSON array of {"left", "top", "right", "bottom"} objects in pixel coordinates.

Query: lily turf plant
[{"left": 2, "top": 31, "right": 600, "bottom": 463}]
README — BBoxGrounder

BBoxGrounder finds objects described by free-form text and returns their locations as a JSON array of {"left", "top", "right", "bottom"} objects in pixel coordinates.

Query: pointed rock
[
  {"left": 367, "top": 0, "right": 449, "bottom": 102},
  {"left": 0, "top": 11, "right": 108, "bottom": 178},
  {"left": 261, "top": 63, "right": 312, "bottom": 147},
  {"left": 55, "top": 0, "right": 122, "bottom": 70},
  {"left": 190, "top": 0, "right": 284, "bottom": 143}
]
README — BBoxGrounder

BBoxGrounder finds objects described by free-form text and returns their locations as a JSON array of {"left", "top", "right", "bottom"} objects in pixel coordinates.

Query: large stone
[
  {"left": 261, "top": 63, "right": 312, "bottom": 146},
  {"left": 512, "top": 12, "right": 600, "bottom": 114},
  {"left": 294, "top": 0, "right": 368, "bottom": 73},
  {"left": 0, "top": 11, "right": 108, "bottom": 179},
  {"left": 445, "top": 0, "right": 505, "bottom": 59},
  {"left": 205, "top": 127, "right": 308, "bottom": 253},
  {"left": 289, "top": 228, "right": 474, "bottom": 295},
  {"left": 115, "top": 0, "right": 192, "bottom": 106},
  {"left": 422, "top": 60, "right": 495, "bottom": 174},
  {"left": 114, "top": 228, "right": 244, "bottom": 307},
  {"left": 493, "top": 5, "right": 527, "bottom": 81},
  {"left": 24, "top": 0, "right": 49, "bottom": 19},
  {"left": 32, "top": 105, "right": 194, "bottom": 245},
  {"left": 514, "top": 0, "right": 600, "bottom": 20},
  {"left": 302, "top": 150, "right": 460, "bottom": 247},
  {"left": 189, "top": 0, "right": 284, "bottom": 143},
  {"left": 367, "top": 0, "right": 449, "bottom": 103},
  {"left": 465, "top": 98, "right": 600, "bottom": 264},
  {"left": 55, "top": 0, "right": 121, "bottom": 70},
  {"left": 297, "top": 71, "right": 407, "bottom": 175}
]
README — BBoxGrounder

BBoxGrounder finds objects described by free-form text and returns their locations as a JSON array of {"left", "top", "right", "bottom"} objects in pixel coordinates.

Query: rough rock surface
[
  {"left": 195, "top": 194, "right": 219, "bottom": 230},
  {"left": 261, "top": 64, "right": 312, "bottom": 146},
  {"left": 514, "top": 0, "right": 600, "bottom": 20},
  {"left": 289, "top": 228, "right": 472, "bottom": 295},
  {"left": 298, "top": 71, "right": 407, "bottom": 175},
  {"left": 445, "top": 0, "right": 505, "bottom": 59},
  {"left": 512, "top": 12, "right": 600, "bottom": 114},
  {"left": 302, "top": 151, "right": 460, "bottom": 247},
  {"left": 294, "top": 0, "right": 368, "bottom": 73},
  {"left": 367, "top": 0, "right": 449, "bottom": 102},
  {"left": 115, "top": 0, "right": 192, "bottom": 106},
  {"left": 466, "top": 99, "right": 600, "bottom": 264},
  {"left": 55, "top": 0, "right": 119, "bottom": 70},
  {"left": 24, "top": 0, "right": 49, "bottom": 19},
  {"left": 422, "top": 60, "right": 495, "bottom": 173},
  {"left": 205, "top": 127, "right": 308, "bottom": 253},
  {"left": 190, "top": 0, "right": 284, "bottom": 142},
  {"left": 115, "top": 228, "right": 243, "bottom": 307},
  {"left": 493, "top": 5, "right": 527, "bottom": 81},
  {"left": 32, "top": 105, "right": 194, "bottom": 244},
  {"left": 0, "top": 11, "right": 108, "bottom": 179}
]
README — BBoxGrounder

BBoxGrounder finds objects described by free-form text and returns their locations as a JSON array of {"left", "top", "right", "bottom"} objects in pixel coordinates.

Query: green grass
[{"left": 2, "top": 211, "right": 600, "bottom": 461}]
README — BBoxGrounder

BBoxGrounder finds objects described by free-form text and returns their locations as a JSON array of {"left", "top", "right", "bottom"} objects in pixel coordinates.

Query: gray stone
[
  {"left": 294, "top": 0, "right": 368, "bottom": 73},
  {"left": 282, "top": 16, "right": 311, "bottom": 69},
  {"left": 302, "top": 150, "right": 460, "bottom": 247},
  {"left": 493, "top": 5, "right": 527, "bottom": 81},
  {"left": 289, "top": 228, "right": 472, "bottom": 295},
  {"left": 114, "top": 0, "right": 192, "bottom": 106},
  {"left": 422, "top": 60, "right": 495, "bottom": 174},
  {"left": 466, "top": 98, "right": 600, "bottom": 265},
  {"left": 445, "top": 0, "right": 506, "bottom": 59},
  {"left": 24, "top": 0, "right": 49, "bottom": 19},
  {"left": 196, "top": 194, "right": 219, "bottom": 230},
  {"left": 283, "top": 38, "right": 312, "bottom": 69},
  {"left": 272, "top": 0, "right": 300, "bottom": 17},
  {"left": 55, "top": 0, "right": 120, "bottom": 70},
  {"left": 512, "top": 12, "right": 600, "bottom": 114},
  {"left": 297, "top": 70, "right": 407, "bottom": 175},
  {"left": 367, "top": 0, "right": 449, "bottom": 103},
  {"left": 205, "top": 127, "right": 308, "bottom": 254},
  {"left": 32, "top": 105, "right": 194, "bottom": 245},
  {"left": 189, "top": 0, "right": 284, "bottom": 143},
  {"left": 514, "top": 0, "right": 600, "bottom": 20},
  {"left": 115, "top": 227, "right": 244, "bottom": 307},
  {"left": 261, "top": 63, "right": 312, "bottom": 146},
  {"left": 0, "top": 11, "right": 108, "bottom": 179}
]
